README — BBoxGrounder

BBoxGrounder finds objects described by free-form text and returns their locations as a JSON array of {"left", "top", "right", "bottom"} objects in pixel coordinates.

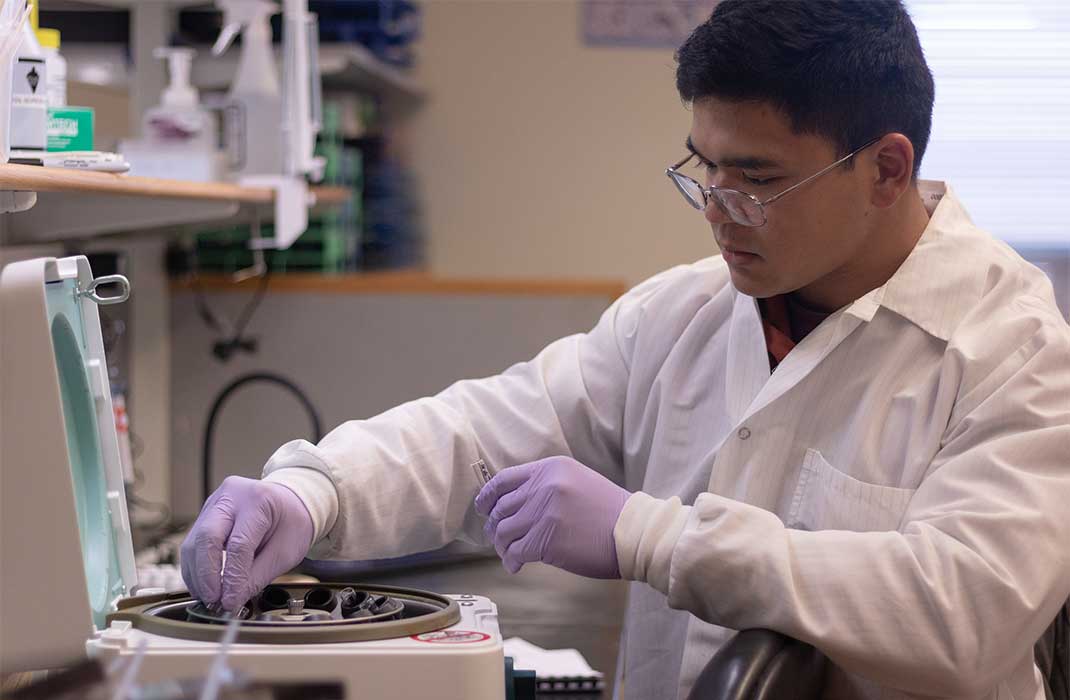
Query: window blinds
[{"left": 907, "top": 0, "right": 1069, "bottom": 246}]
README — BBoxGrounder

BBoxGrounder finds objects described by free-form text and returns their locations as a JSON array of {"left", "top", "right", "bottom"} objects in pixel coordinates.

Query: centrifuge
[{"left": 0, "top": 256, "right": 521, "bottom": 699}]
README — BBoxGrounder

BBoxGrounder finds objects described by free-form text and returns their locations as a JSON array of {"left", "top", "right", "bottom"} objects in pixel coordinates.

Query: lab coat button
[{"left": 737, "top": 427, "right": 751, "bottom": 440}]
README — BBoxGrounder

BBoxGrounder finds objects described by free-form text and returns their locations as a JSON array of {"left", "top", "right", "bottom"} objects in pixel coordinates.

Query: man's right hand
[{"left": 180, "top": 476, "right": 314, "bottom": 612}]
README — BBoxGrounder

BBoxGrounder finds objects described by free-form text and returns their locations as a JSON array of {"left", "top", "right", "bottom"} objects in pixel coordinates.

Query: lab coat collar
[
  {"left": 725, "top": 293, "right": 770, "bottom": 424},
  {"left": 870, "top": 181, "right": 985, "bottom": 341},
  {"left": 724, "top": 181, "right": 975, "bottom": 422},
  {"left": 767, "top": 180, "right": 978, "bottom": 342},
  {"left": 729, "top": 293, "right": 868, "bottom": 424}
]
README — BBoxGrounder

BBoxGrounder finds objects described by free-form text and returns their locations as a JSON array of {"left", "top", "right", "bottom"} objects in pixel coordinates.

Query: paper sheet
[{"left": 504, "top": 637, "right": 603, "bottom": 680}]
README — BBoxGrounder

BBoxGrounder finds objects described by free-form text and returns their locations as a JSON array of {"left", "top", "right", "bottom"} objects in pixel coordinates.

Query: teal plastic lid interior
[{"left": 45, "top": 276, "right": 125, "bottom": 630}]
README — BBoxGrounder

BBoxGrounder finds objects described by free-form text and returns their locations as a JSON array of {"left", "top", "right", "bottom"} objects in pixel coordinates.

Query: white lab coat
[{"left": 264, "top": 182, "right": 1070, "bottom": 699}]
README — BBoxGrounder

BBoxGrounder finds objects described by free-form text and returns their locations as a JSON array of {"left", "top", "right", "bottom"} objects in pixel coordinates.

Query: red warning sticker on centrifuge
[{"left": 411, "top": 630, "right": 492, "bottom": 644}]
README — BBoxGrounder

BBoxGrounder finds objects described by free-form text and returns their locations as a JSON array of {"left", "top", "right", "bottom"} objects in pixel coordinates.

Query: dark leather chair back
[
  {"left": 689, "top": 608, "right": 1070, "bottom": 700},
  {"left": 1036, "top": 601, "right": 1069, "bottom": 700},
  {"left": 686, "top": 629, "right": 826, "bottom": 700}
]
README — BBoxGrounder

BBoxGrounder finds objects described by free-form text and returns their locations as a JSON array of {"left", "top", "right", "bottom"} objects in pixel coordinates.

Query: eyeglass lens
[
  {"left": 670, "top": 173, "right": 705, "bottom": 210},
  {"left": 669, "top": 171, "right": 766, "bottom": 226},
  {"left": 712, "top": 190, "right": 765, "bottom": 226}
]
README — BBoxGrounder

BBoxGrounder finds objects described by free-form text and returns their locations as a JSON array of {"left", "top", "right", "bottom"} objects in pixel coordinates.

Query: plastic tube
[{"left": 198, "top": 612, "right": 242, "bottom": 700}]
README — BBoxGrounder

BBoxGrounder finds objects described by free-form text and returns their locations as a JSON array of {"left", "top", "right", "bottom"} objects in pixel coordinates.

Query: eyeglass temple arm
[
  {"left": 667, "top": 153, "right": 696, "bottom": 173},
  {"left": 760, "top": 137, "right": 882, "bottom": 206}
]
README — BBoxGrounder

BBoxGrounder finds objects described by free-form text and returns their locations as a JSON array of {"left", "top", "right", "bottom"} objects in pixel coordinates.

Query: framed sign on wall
[{"left": 582, "top": 0, "right": 720, "bottom": 48}]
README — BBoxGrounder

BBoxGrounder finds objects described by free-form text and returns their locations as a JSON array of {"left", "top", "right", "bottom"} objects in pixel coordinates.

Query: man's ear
[{"left": 870, "top": 133, "right": 915, "bottom": 209}]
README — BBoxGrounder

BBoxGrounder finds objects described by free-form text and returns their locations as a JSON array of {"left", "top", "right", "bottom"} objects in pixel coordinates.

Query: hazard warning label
[{"left": 411, "top": 630, "right": 491, "bottom": 644}]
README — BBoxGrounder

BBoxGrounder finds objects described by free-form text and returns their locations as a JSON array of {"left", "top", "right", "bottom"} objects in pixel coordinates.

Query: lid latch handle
[{"left": 78, "top": 275, "right": 131, "bottom": 306}]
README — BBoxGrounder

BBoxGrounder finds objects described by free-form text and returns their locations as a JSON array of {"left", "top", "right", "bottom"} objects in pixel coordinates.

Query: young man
[{"left": 182, "top": 1, "right": 1070, "bottom": 697}]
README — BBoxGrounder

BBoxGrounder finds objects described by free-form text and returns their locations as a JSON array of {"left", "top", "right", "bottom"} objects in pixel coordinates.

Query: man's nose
[{"left": 703, "top": 194, "right": 733, "bottom": 226}]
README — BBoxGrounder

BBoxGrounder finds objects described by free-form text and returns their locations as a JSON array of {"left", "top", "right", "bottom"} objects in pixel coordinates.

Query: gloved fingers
[
  {"left": 490, "top": 496, "right": 541, "bottom": 559},
  {"left": 179, "top": 543, "right": 202, "bottom": 601},
  {"left": 179, "top": 552, "right": 198, "bottom": 602},
  {"left": 180, "top": 501, "right": 236, "bottom": 606},
  {"left": 246, "top": 538, "right": 302, "bottom": 603},
  {"left": 220, "top": 503, "right": 275, "bottom": 611},
  {"left": 475, "top": 462, "right": 537, "bottom": 516},
  {"left": 502, "top": 521, "right": 554, "bottom": 575},
  {"left": 482, "top": 487, "right": 528, "bottom": 542}
]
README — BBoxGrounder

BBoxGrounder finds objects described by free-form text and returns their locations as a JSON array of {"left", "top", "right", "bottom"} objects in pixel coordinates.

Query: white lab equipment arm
[
  {"left": 616, "top": 298, "right": 1070, "bottom": 696},
  {"left": 263, "top": 266, "right": 686, "bottom": 561}
]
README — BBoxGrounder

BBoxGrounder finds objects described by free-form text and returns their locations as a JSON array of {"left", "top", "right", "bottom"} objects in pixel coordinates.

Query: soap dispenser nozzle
[
  {"left": 213, "top": 0, "right": 279, "bottom": 56},
  {"left": 152, "top": 46, "right": 199, "bottom": 109}
]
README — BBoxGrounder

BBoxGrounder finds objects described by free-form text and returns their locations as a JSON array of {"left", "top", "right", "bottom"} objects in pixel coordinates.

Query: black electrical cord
[
  {"left": 189, "top": 246, "right": 274, "bottom": 362},
  {"left": 212, "top": 266, "right": 271, "bottom": 359},
  {"left": 202, "top": 372, "right": 324, "bottom": 504},
  {"left": 123, "top": 431, "right": 177, "bottom": 536},
  {"left": 230, "top": 268, "right": 272, "bottom": 339}
]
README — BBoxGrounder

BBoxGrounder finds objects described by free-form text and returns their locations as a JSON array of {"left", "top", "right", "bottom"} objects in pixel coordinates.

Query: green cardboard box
[{"left": 47, "top": 107, "right": 94, "bottom": 152}]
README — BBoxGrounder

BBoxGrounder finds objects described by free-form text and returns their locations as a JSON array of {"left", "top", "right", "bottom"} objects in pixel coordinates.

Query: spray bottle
[{"left": 213, "top": 0, "right": 284, "bottom": 177}]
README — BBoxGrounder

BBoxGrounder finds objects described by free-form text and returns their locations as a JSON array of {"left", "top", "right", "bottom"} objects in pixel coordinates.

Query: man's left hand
[{"left": 475, "top": 456, "right": 630, "bottom": 578}]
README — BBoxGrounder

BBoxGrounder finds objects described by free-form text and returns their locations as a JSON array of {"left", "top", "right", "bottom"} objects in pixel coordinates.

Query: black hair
[{"left": 676, "top": 0, "right": 934, "bottom": 176}]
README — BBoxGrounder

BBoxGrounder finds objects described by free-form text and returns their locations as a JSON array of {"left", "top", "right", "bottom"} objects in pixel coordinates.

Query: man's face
[{"left": 687, "top": 98, "right": 876, "bottom": 304}]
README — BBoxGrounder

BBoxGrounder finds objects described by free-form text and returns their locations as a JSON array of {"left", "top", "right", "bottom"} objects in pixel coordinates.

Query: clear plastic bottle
[
  {"left": 8, "top": 19, "right": 47, "bottom": 163},
  {"left": 36, "top": 28, "right": 66, "bottom": 108}
]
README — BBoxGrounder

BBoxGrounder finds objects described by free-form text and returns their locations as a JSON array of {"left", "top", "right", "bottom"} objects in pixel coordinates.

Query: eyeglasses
[{"left": 665, "top": 137, "right": 881, "bottom": 227}]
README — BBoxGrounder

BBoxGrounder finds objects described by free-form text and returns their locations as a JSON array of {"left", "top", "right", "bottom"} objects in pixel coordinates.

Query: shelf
[
  {"left": 320, "top": 44, "right": 425, "bottom": 105},
  {"left": 310, "top": 186, "right": 353, "bottom": 207},
  {"left": 0, "top": 164, "right": 352, "bottom": 242},
  {"left": 62, "top": 0, "right": 211, "bottom": 7},
  {"left": 173, "top": 272, "right": 629, "bottom": 299},
  {"left": 0, "top": 163, "right": 274, "bottom": 203},
  {"left": 191, "top": 43, "right": 425, "bottom": 108},
  {"left": 45, "top": 3, "right": 424, "bottom": 108}
]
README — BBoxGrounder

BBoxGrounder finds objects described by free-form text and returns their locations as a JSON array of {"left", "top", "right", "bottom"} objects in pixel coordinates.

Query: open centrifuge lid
[{"left": 0, "top": 256, "right": 136, "bottom": 673}]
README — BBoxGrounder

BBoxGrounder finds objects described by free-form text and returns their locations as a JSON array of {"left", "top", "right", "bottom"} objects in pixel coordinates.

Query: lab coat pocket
[{"left": 787, "top": 449, "right": 916, "bottom": 532}]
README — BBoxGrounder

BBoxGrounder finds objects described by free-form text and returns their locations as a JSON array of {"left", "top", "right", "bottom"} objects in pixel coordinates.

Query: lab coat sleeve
[
  {"left": 616, "top": 299, "right": 1070, "bottom": 696},
  {"left": 263, "top": 466, "right": 339, "bottom": 545},
  {"left": 262, "top": 266, "right": 684, "bottom": 561}
]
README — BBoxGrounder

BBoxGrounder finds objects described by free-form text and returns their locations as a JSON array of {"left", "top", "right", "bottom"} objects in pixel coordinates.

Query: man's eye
[
  {"left": 744, "top": 174, "right": 778, "bottom": 186},
  {"left": 693, "top": 160, "right": 716, "bottom": 172}
]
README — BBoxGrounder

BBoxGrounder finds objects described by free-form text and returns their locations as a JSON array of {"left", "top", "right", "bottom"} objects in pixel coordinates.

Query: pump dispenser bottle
[
  {"left": 143, "top": 47, "right": 214, "bottom": 151},
  {"left": 214, "top": 0, "right": 284, "bottom": 177},
  {"left": 120, "top": 47, "right": 223, "bottom": 181}
]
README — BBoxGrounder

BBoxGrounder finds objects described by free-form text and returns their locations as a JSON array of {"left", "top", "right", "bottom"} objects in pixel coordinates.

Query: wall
[
  {"left": 67, "top": 81, "right": 130, "bottom": 152},
  {"left": 169, "top": 2, "right": 719, "bottom": 516},
  {"left": 169, "top": 286, "right": 616, "bottom": 519},
  {"left": 409, "top": 0, "right": 716, "bottom": 286}
]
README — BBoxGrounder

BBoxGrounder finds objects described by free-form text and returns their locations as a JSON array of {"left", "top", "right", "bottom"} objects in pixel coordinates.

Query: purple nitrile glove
[
  {"left": 180, "top": 475, "right": 314, "bottom": 612},
  {"left": 474, "top": 456, "right": 630, "bottom": 578}
]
